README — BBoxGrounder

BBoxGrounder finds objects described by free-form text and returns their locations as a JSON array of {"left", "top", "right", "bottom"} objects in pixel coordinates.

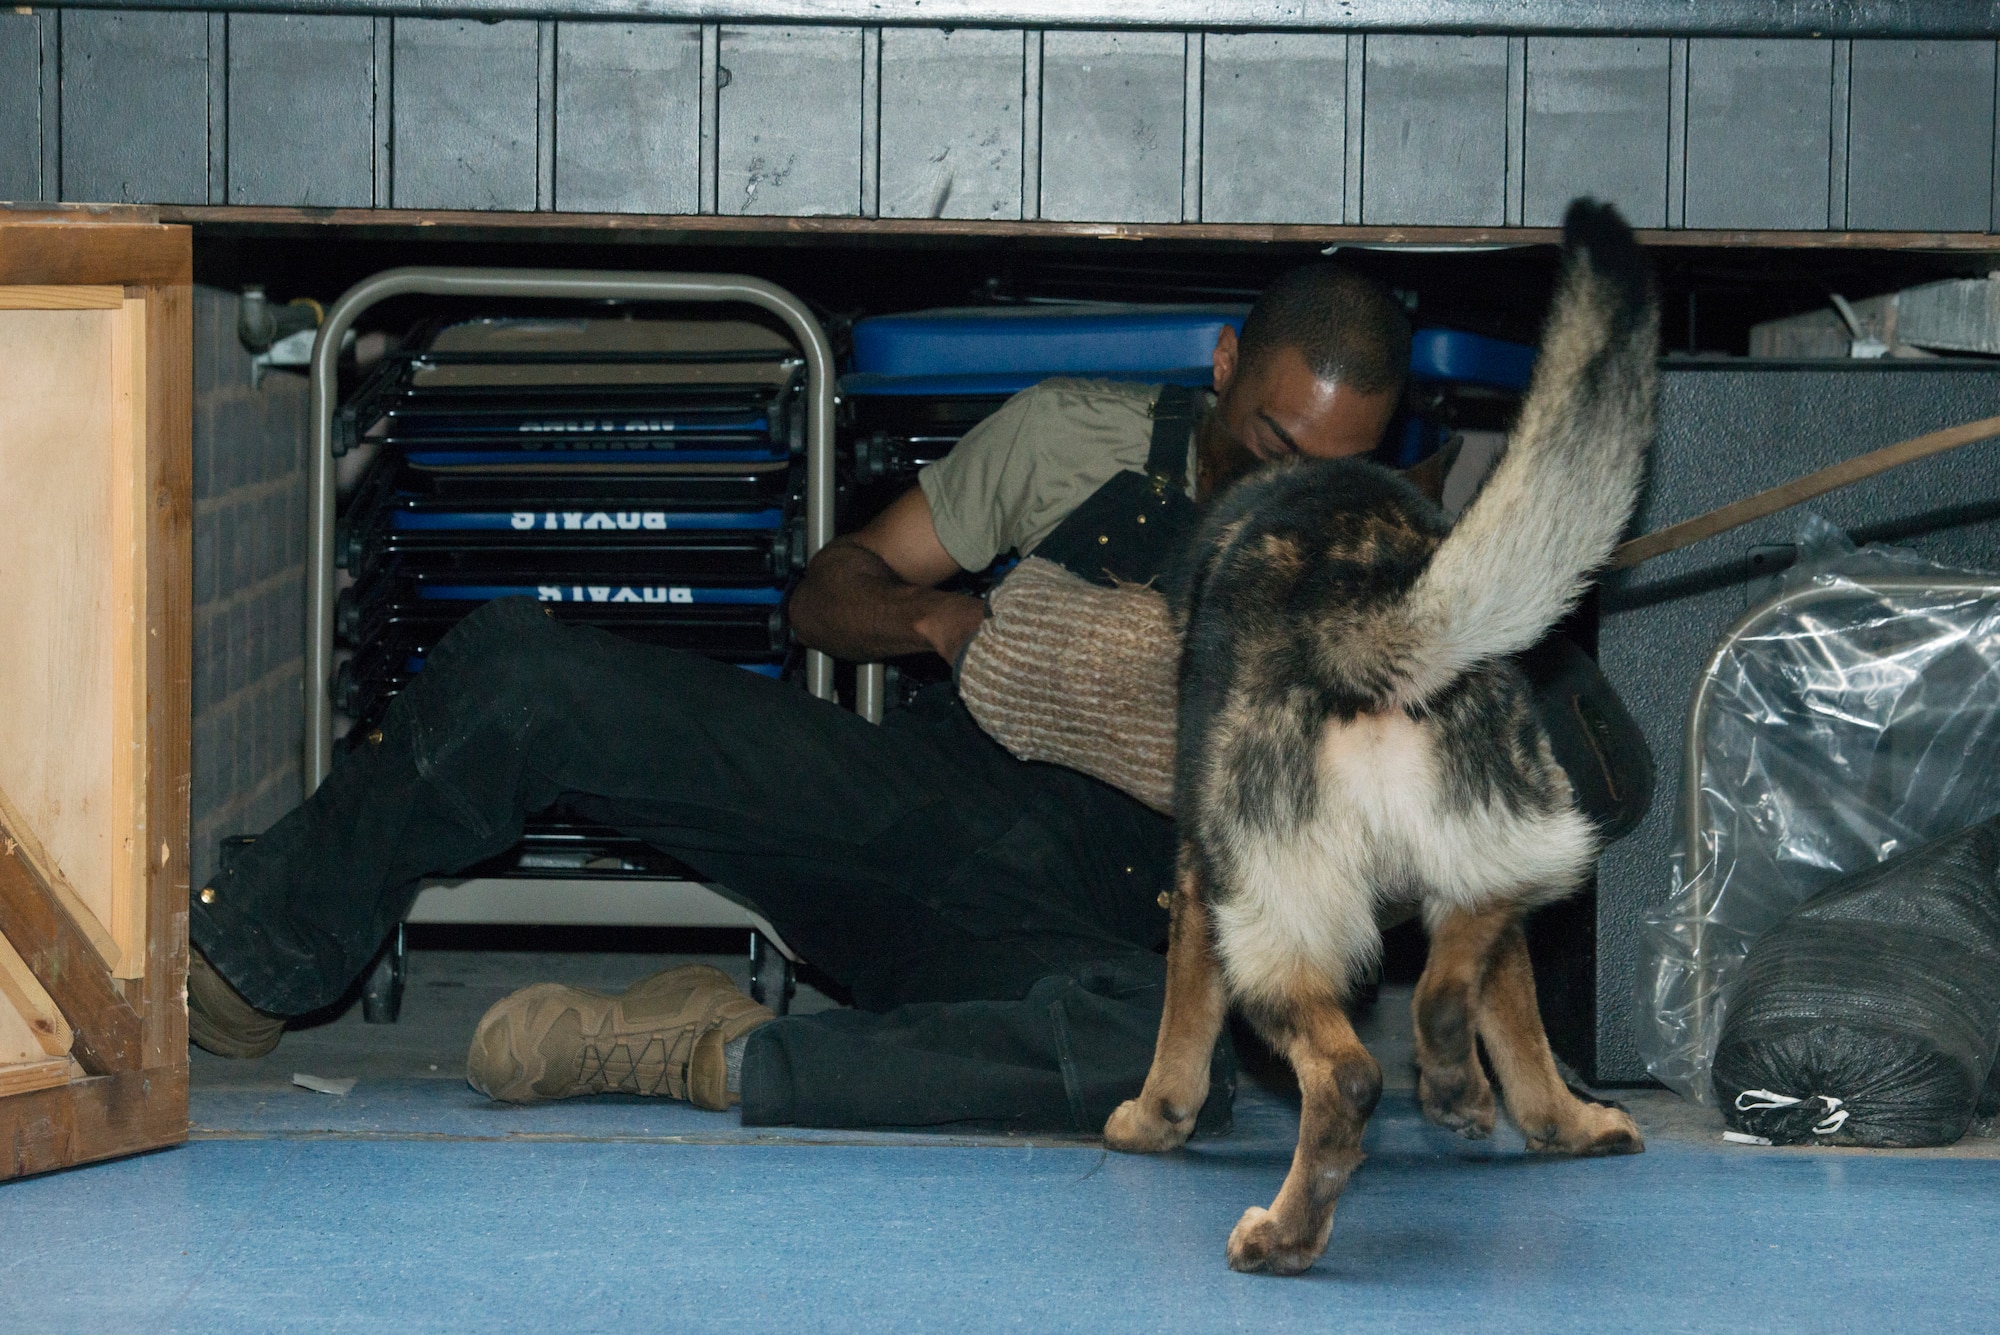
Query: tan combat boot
[
  {"left": 466, "top": 964, "right": 773, "bottom": 1110},
  {"left": 187, "top": 944, "right": 287, "bottom": 1060}
]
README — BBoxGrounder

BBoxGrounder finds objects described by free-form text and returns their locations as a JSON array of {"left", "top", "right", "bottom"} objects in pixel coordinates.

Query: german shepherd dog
[{"left": 1104, "top": 200, "right": 1657, "bottom": 1275}]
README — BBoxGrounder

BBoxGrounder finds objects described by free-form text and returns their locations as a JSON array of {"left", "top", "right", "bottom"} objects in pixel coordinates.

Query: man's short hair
[{"left": 1238, "top": 265, "right": 1410, "bottom": 396}]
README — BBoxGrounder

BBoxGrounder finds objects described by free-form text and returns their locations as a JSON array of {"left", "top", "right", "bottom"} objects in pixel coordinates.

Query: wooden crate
[{"left": 0, "top": 219, "right": 192, "bottom": 1178}]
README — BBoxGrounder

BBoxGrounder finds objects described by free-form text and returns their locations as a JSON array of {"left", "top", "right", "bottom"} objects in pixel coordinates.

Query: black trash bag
[{"left": 1714, "top": 814, "right": 2000, "bottom": 1147}]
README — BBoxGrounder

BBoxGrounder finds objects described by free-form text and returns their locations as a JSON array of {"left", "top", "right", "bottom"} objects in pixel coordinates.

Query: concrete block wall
[{"left": 190, "top": 284, "right": 310, "bottom": 891}]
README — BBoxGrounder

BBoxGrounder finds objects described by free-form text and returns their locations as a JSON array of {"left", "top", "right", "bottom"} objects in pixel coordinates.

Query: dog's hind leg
[
  {"left": 1412, "top": 905, "right": 1508, "bottom": 1139},
  {"left": 1228, "top": 985, "right": 1381, "bottom": 1275},
  {"left": 1105, "top": 845, "right": 1228, "bottom": 1154},
  {"left": 1475, "top": 920, "right": 1643, "bottom": 1156}
]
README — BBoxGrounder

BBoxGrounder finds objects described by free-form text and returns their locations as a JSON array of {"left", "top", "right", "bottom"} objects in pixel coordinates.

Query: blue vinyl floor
[{"left": 6, "top": 951, "right": 2000, "bottom": 1334}]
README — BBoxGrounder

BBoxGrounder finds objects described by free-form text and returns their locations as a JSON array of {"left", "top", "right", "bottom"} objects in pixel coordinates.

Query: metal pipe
[
  {"left": 857, "top": 662, "right": 886, "bottom": 724},
  {"left": 307, "top": 266, "right": 838, "bottom": 789}
]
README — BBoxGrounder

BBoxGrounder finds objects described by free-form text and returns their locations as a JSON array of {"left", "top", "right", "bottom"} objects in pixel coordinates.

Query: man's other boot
[
  {"left": 467, "top": 964, "right": 772, "bottom": 1110},
  {"left": 187, "top": 941, "right": 286, "bottom": 1059}
]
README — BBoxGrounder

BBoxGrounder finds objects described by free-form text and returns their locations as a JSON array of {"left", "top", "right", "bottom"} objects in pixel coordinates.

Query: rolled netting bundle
[{"left": 1715, "top": 814, "right": 2000, "bottom": 1146}]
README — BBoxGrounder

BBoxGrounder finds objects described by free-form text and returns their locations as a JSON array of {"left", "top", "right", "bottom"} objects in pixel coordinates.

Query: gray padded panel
[
  {"left": 1845, "top": 40, "right": 1996, "bottom": 232},
  {"left": 554, "top": 22, "right": 701, "bottom": 214},
  {"left": 716, "top": 25, "right": 863, "bottom": 217},
  {"left": 1039, "top": 29, "right": 1185, "bottom": 224},
  {"left": 1200, "top": 31, "right": 1346, "bottom": 225},
  {"left": 0, "top": 13, "right": 39, "bottom": 202},
  {"left": 878, "top": 27, "right": 1024, "bottom": 222},
  {"left": 228, "top": 15, "right": 375, "bottom": 208},
  {"left": 1683, "top": 39, "right": 1833, "bottom": 230},
  {"left": 61, "top": 9, "right": 210, "bottom": 205},
  {"left": 1595, "top": 362, "right": 2000, "bottom": 1081},
  {"left": 1523, "top": 37, "right": 1670, "bottom": 228},
  {"left": 391, "top": 19, "right": 540, "bottom": 211},
  {"left": 1361, "top": 34, "right": 1509, "bottom": 226}
]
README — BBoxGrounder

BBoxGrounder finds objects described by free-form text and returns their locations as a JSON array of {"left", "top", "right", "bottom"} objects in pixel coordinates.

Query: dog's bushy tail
[{"left": 1392, "top": 198, "right": 1657, "bottom": 706}]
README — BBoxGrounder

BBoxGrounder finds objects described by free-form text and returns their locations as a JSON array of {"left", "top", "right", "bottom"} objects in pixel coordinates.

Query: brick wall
[{"left": 190, "top": 285, "right": 310, "bottom": 891}]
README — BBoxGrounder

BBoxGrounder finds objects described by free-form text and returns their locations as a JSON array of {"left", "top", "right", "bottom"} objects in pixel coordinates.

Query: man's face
[{"left": 1209, "top": 325, "right": 1399, "bottom": 464}]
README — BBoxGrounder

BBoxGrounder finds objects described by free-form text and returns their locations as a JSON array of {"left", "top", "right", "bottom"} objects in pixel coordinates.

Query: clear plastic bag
[{"left": 1638, "top": 516, "right": 2000, "bottom": 1103}]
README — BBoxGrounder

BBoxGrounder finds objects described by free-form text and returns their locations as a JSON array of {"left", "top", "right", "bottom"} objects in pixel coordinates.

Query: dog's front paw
[
  {"left": 1523, "top": 1100, "right": 1644, "bottom": 1157},
  {"left": 1225, "top": 1206, "right": 1322, "bottom": 1276},
  {"left": 1418, "top": 1066, "right": 1495, "bottom": 1140},
  {"left": 1104, "top": 1097, "right": 1193, "bottom": 1154}
]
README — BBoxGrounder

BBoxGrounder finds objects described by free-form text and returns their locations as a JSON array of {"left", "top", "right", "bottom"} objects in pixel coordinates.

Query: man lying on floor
[{"left": 187, "top": 267, "right": 1638, "bottom": 1132}]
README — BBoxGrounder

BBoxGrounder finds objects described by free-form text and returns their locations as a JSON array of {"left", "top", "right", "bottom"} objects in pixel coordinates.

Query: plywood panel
[
  {"left": 0, "top": 929, "right": 72, "bottom": 1058},
  {"left": 0, "top": 298, "right": 147, "bottom": 976}
]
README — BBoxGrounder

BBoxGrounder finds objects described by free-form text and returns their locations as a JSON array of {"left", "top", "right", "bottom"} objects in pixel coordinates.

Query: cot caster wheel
[
  {"left": 362, "top": 923, "right": 406, "bottom": 1024},
  {"left": 748, "top": 932, "right": 794, "bottom": 1016}
]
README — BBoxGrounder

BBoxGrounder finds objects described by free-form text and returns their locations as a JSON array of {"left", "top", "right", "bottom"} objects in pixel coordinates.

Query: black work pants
[{"left": 189, "top": 598, "right": 1231, "bottom": 1133}]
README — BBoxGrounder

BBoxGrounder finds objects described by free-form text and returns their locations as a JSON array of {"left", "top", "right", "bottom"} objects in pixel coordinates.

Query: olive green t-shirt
[{"left": 917, "top": 378, "right": 1207, "bottom": 573}]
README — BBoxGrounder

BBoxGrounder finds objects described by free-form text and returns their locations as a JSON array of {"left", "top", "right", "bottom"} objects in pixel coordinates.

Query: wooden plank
[
  {"left": 0, "top": 930, "right": 72, "bottom": 1058},
  {"left": 137, "top": 276, "right": 192, "bottom": 1069},
  {"left": 0, "top": 783, "right": 120, "bottom": 971},
  {"left": 0, "top": 221, "right": 190, "bottom": 286},
  {"left": 128, "top": 202, "right": 2000, "bottom": 249},
  {"left": 0, "top": 1065, "right": 187, "bottom": 1181},
  {"left": 108, "top": 297, "right": 151, "bottom": 977},
  {"left": 0, "top": 812, "right": 144, "bottom": 1075},
  {"left": 0, "top": 996, "right": 63, "bottom": 1069},
  {"left": 0, "top": 1058, "right": 70, "bottom": 1098},
  {"left": 0, "top": 284, "right": 125, "bottom": 309}
]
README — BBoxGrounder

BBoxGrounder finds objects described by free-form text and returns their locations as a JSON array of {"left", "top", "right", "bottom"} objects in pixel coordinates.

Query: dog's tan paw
[
  {"left": 1524, "top": 1100, "right": 1644, "bottom": 1157},
  {"left": 1225, "top": 1206, "right": 1322, "bottom": 1276},
  {"left": 1418, "top": 1066, "right": 1495, "bottom": 1140},
  {"left": 1104, "top": 1097, "right": 1193, "bottom": 1154}
]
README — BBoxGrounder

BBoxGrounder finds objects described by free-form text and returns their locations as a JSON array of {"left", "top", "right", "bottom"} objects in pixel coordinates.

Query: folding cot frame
[{"left": 302, "top": 268, "right": 888, "bottom": 1013}]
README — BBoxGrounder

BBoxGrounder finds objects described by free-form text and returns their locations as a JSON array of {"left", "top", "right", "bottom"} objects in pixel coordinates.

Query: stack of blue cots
[
  {"left": 839, "top": 303, "right": 1535, "bottom": 500},
  {"left": 333, "top": 316, "right": 806, "bottom": 735}
]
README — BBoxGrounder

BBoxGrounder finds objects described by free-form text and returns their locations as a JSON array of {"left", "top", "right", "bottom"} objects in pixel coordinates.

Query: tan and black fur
[{"left": 1104, "top": 200, "right": 1658, "bottom": 1275}]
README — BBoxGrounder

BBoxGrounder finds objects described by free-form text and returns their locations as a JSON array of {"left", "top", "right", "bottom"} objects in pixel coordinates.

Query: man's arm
[{"left": 789, "top": 486, "right": 989, "bottom": 664}]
